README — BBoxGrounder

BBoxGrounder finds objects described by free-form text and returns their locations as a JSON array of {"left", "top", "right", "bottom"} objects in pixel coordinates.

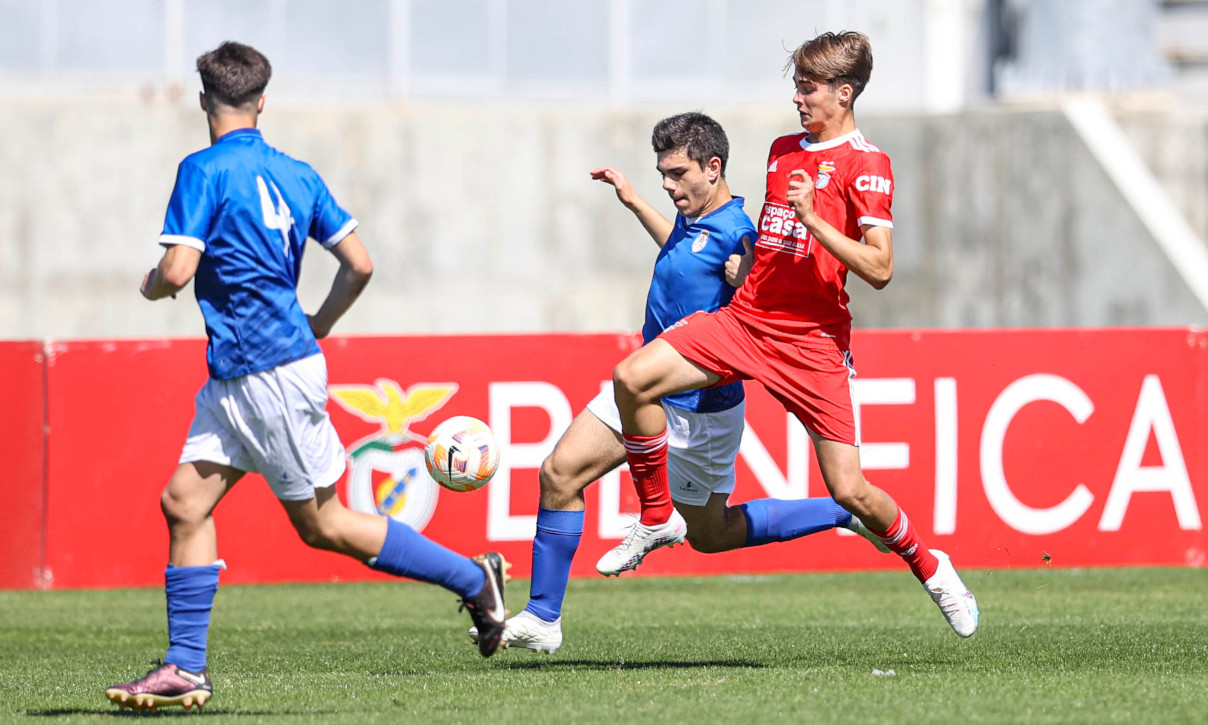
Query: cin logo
[{"left": 854, "top": 175, "right": 892, "bottom": 194}]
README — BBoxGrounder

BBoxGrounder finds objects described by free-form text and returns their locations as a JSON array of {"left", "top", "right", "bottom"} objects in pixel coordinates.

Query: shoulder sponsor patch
[{"left": 854, "top": 174, "right": 892, "bottom": 194}]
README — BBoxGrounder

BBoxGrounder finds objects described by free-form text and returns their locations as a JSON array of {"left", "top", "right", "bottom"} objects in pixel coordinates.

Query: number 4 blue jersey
[{"left": 160, "top": 128, "right": 357, "bottom": 380}]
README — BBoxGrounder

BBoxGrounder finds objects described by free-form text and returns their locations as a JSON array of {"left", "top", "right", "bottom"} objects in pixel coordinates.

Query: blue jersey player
[
  {"left": 469, "top": 113, "right": 887, "bottom": 654},
  {"left": 105, "top": 42, "right": 508, "bottom": 714}
]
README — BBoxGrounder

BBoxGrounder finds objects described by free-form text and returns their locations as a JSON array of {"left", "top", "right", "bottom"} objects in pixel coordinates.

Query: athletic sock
[
  {"left": 739, "top": 497, "right": 852, "bottom": 547},
  {"left": 524, "top": 507, "right": 584, "bottom": 622},
  {"left": 623, "top": 430, "right": 673, "bottom": 526},
  {"left": 868, "top": 508, "right": 939, "bottom": 582},
  {"left": 164, "top": 561, "right": 224, "bottom": 673},
  {"left": 368, "top": 518, "right": 486, "bottom": 599}
]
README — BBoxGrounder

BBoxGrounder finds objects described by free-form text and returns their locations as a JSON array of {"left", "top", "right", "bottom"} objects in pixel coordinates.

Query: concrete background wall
[{"left": 2, "top": 99, "right": 1206, "bottom": 341}]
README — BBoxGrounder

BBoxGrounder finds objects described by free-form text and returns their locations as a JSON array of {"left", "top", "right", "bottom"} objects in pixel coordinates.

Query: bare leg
[
  {"left": 539, "top": 409, "right": 627, "bottom": 511},
  {"left": 613, "top": 339, "right": 718, "bottom": 434},
  {"left": 278, "top": 487, "right": 387, "bottom": 561},
  {"left": 161, "top": 461, "right": 244, "bottom": 567},
  {"left": 676, "top": 493, "right": 748, "bottom": 553},
  {"left": 810, "top": 433, "right": 898, "bottom": 530}
]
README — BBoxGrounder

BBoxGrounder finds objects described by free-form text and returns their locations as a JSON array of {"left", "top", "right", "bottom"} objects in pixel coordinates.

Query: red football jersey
[{"left": 729, "top": 129, "right": 894, "bottom": 334}]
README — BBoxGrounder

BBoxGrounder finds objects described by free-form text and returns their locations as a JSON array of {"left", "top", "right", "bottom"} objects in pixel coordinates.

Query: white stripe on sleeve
[
  {"left": 322, "top": 219, "right": 359, "bottom": 248},
  {"left": 159, "top": 234, "right": 206, "bottom": 251},
  {"left": 858, "top": 216, "right": 893, "bottom": 229}
]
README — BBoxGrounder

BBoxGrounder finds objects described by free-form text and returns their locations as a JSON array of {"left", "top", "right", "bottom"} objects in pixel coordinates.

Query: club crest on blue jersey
[{"left": 691, "top": 230, "right": 710, "bottom": 253}]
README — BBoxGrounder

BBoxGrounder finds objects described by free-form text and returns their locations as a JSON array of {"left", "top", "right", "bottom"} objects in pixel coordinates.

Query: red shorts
[{"left": 659, "top": 308, "right": 858, "bottom": 445}]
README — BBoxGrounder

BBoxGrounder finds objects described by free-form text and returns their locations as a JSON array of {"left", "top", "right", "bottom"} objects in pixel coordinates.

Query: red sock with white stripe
[
  {"left": 868, "top": 508, "right": 939, "bottom": 582},
  {"left": 622, "top": 430, "right": 673, "bottom": 526}
]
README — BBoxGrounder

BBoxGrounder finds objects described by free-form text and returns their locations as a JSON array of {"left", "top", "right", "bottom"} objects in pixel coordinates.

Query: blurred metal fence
[{"left": 0, "top": 0, "right": 987, "bottom": 110}]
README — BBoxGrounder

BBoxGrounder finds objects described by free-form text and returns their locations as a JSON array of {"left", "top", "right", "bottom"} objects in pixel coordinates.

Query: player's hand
[
  {"left": 725, "top": 235, "right": 754, "bottom": 288},
  {"left": 590, "top": 166, "right": 637, "bottom": 208},
  {"left": 787, "top": 169, "right": 816, "bottom": 224},
  {"left": 140, "top": 268, "right": 175, "bottom": 300}
]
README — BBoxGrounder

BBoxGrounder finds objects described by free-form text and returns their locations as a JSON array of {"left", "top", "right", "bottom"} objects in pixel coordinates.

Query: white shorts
[
  {"left": 179, "top": 353, "right": 346, "bottom": 501},
  {"left": 586, "top": 382, "right": 744, "bottom": 506}
]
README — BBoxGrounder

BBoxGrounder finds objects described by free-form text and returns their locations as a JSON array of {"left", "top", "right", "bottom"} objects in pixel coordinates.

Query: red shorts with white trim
[{"left": 659, "top": 307, "right": 859, "bottom": 445}]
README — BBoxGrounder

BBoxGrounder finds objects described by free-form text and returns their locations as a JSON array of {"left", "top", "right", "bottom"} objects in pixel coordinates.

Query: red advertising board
[
  {"left": 4, "top": 328, "right": 1206, "bottom": 590},
  {"left": 0, "top": 341, "right": 46, "bottom": 589}
]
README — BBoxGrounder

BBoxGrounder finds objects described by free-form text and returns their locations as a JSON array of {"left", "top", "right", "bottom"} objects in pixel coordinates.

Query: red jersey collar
[{"left": 799, "top": 129, "right": 862, "bottom": 152}]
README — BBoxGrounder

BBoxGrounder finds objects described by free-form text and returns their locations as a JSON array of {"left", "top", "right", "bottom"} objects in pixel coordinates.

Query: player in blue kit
[
  {"left": 104, "top": 42, "right": 508, "bottom": 714},
  {"left": 469, "top": 112, "right": 886, "bottom": 653}
]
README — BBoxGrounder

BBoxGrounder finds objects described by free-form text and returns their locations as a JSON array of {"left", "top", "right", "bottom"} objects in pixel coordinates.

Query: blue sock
[
  {"left": 164, "top": 562, "right": 223, "bottom": 673},
  {"left": 369, "top": 518, "right": 485, "bottom": 599},
  {"left": 740, "top": 497, "right": 852, "bottom": 547},
  {"left": 524, "top": 508, "right": 584, "bottom": 622}
]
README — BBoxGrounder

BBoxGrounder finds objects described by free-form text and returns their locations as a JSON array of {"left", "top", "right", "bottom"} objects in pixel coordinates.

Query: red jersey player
[{"left": 605, "top": 31, "right": 979, "bottom": 638}]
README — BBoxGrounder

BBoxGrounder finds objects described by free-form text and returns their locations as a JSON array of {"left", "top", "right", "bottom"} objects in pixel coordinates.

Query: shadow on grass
[
  {"left": 496, "top": 658, "right": 767, "bottom": 671},
  {"left": 26, "top": 707, "right": 337, "bottom": 718}
]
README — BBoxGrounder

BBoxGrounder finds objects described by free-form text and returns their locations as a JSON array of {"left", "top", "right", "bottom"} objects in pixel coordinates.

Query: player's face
[
  {"left": 793, "top": 75, "right": 844, "bottom": 135},
  {"left": 656, "top": 149, "right": 717, "bottom": 218}
]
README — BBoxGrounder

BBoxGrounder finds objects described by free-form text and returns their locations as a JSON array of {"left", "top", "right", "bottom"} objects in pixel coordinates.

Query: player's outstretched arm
[
  {"left": 308, "top": 231, "right": 373, "bottom": 339},
  {"left": 590, "top": 166, "right": 674, "bottom": 248},
  {"left": 787, "top": 170, "right": 893, "bottom": 289},
  {"left": 140, "top": 244, "right": 202, "bottom": 300}
]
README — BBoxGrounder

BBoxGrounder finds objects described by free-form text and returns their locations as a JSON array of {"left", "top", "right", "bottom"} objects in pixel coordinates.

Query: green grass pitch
[{"left": 2, "top": 567, "right": 1206, "bottom": 723}]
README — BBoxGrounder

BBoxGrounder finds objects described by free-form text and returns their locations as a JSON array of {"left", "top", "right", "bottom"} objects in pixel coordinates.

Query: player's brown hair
[
  {"left": 651, "top": 112, "right": 730, "bottom": 177},
  {"left": 196, "top": 42, "right": 272, "bottom": 110},
  {"left": 787, "top": 31, "right": 873, "bottom": 104}
]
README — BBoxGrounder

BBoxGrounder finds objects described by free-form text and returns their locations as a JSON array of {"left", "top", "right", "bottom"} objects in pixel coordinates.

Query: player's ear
[
  {"left": 199, "top": 91, "right": 208, "bottom": 113},
  {"left": 707, "top": 156, "right": 722, "bottom": 182},
  {"left": 837, "top": 82, "right": 853, "bottom": 106},
  {"left": 256, "top": 94, "right": 266, "bottom": 113}
]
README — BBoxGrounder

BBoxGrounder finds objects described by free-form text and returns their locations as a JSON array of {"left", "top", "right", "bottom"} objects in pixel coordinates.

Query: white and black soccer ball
[{"left": 423, "top": 416, "right": 500, "bottom": 492}]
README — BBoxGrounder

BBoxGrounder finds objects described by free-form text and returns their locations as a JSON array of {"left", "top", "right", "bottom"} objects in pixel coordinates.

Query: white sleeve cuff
[
  {"left": 322, "top": 218, "right": 359, "bottom": 248},
  {"left": 857, "top": 216, "right": 893, "bottom": 229},
  {"left": 160, "top": 234, "right": 206, "bottom": 251}
]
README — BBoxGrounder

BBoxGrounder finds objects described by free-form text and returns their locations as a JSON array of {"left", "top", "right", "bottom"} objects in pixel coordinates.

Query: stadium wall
[
  {"left": 1, "top": 102, "right": 1206, "bottom": 344},
  {"left": 1, "top": 328, "right": 1205, "bottom": 591}
]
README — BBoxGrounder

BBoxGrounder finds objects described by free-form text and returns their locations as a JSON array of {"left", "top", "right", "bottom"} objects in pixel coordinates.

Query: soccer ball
[{"left": 424, "top": 416, "right": 500, "bottom": 492}]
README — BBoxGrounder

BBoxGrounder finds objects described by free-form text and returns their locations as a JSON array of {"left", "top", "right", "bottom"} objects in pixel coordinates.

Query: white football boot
[
  {"left": 468, "top": 610, "right": 563, "bottom": 653},
  {"left": 923, "top": 550, "right": 980, "bottom": 638},
  {"left": 595, "top": 508, "right": 688, "bottom": 576},
  {"left": 847, "top": 515, "right": 892, "bottom": 553}
]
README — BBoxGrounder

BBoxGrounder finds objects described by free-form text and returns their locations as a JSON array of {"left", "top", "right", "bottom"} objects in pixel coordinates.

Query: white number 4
[{"left": 257, "top": 175, "right": 294, "bottom": 256}]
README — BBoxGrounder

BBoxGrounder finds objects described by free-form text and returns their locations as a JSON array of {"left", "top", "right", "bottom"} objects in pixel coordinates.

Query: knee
[
  {"left": 613, "top": 357, "right": 658, "bottom": 407},
  {"left": 538, "top": 457, "right": 580, "bottom": 509},
  {"left": 292, "top": 517, "right": 341, "bottom": 552},
  {"left": 829, "top": 478, "right": 872, "bottom": 513},
  {"left": 160, "top": 484, "right": 205, "bottom": 529}
]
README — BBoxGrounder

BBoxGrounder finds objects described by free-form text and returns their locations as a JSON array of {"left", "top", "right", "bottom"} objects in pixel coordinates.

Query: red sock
[
  {"left": 623, "top": 430, "right": 672, "bottom": 526},
  {"left": 868, "top": 508, "right": 939, "bottom": 582}
]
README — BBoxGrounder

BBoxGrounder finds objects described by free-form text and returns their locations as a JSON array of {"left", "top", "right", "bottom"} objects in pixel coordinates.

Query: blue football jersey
[
  {"left": 160, "top": 128, "right": 357, "bottom": 380},
  {"left": 643, "top": 196, "right": 755, "bottom": 413}
]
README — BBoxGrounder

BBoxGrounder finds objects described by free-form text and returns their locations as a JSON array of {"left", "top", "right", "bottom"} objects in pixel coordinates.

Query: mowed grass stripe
[{"left": 1, "top": 568, "right": 1206, "bottom": 723}]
